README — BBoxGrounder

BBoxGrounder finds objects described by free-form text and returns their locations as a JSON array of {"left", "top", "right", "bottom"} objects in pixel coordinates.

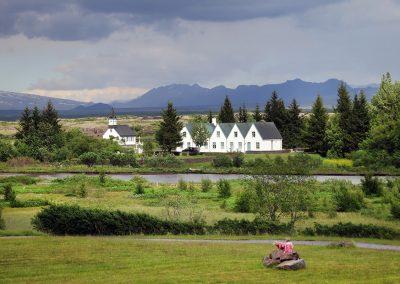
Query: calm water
[{"left": 0, "top": 173, "right": 396, "bottom": 184}]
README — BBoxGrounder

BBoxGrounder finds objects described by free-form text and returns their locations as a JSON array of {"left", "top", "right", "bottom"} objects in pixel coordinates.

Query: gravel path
[{"left": 135, "top": 238, "right": 400, "bottom": 252}]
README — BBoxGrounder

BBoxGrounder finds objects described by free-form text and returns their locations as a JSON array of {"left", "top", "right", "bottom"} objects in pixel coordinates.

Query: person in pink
[{"left": 274, "top": 239, "right": 294, "bottom": 254}]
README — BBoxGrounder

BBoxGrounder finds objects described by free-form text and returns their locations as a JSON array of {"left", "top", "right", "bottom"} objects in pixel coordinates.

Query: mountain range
[
  {"left": 0, "top": 79, "right": 379, "bottom": 119},
  {"left": 112, "top": 79, "right": 378, "bottom": 109}
]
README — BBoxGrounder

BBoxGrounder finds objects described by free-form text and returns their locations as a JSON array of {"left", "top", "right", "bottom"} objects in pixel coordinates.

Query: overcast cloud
[{"left": 0, "top": 0, "right": 399, "bottom": 102}]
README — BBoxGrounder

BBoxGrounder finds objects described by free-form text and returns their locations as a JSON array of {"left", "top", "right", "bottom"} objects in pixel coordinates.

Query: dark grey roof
[
  {"left": 112, "top": 125, "right": 136, "bottom": 137},
  {"left": 219, "top": 123, "right": 235, "bottom": 137},
  {"left": 236, "top": 123, "right": 252, "bottom": 137},
  {"left": 254, "top": 122, "right": 282, "bottom": 139},
  {"left": 185, "top": 123, "right": 215, "bottom": 136}
]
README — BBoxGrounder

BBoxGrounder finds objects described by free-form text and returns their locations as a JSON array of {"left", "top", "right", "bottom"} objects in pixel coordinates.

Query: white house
[
  {"left": 176, "top": 118, "right": 283, "bottom": 153},
  {"left": 102, "top": 110, "right": 143, "bottom": 154}
]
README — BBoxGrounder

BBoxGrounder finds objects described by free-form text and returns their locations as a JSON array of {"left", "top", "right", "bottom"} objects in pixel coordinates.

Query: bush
[
  {"left": 0, "top": 140, "right": 15, "bottom": 162},
  {"left": 177, "top": 179, "right": 187, "bottom": 191},
  {"left": 200, "top": 178, "right": 212, "bottom": 192},
  {"left": 361, "top": 175, "right": 382, "bottom": 196},
  {"left": 32, "top": 205, "right": 207, "bottom": 235},
  {"left": 6, "top": 156, "right": 36, "bottom": 167},
  {"left": 217, "top": 179, "right": 231, "bottom": 198},
  {"left": 232, "top": 152, "right": 244, "bottom": 168},
  {"left": 332, "top": 183, "right": 364, "bottom": 212},
  {"left": 0, "top": 175, "right": 37, "bottom": 185},
  {"left": 3, "top": 184, "right": 16, "bottom": 202},
  {"left": 391, "top": 201, "right": 400, "bottom": 220},
  {"left": 234, "top": 190, "right": 252, "bottom": 213},
  {"left": 109, "top": 153, "right": 139, "bottom": 167},
  {"left": 10, "top": 199, "right": 50, "bottom": 208},
  {"left": 135, "top": 183, "right": 145, "bottom": 195},
  {"left": 78, "top": 183, "right": 88, "bottom": 198},
  {"left": 0, "top": 206, "right": 5, "bottom": 230},
  {"left": 99, "top": 172, "right": 106, "bottom": 185},
  {"left": 213, "top": 218, "right": 292, "bottom": 235},
  {"left": 212, "top": 155, "right": 232, "bottom": 168},
  {"left": 79, "top": 152, "right": 99, "bottom": 167},
  {"left": 304, "top": 222, "right": 400, "bottom": 239}
]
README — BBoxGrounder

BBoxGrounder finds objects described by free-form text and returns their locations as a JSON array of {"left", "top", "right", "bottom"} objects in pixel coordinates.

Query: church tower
[{"left": 108, "top": 108, "right": 117, "bottom": 127}]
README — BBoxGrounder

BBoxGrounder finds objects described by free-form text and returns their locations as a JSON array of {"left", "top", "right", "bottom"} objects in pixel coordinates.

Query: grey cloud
[{"left": 0, "top": 0, "right": 344, "bottom": 40}]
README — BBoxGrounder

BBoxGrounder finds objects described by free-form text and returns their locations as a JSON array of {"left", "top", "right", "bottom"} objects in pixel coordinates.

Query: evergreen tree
[
  {"left": 352, "top": 91, "right": 370, "bottom": 150},
  {"left": 42, "top": 101, "right": 62, "bottom": 133},
  {"left": 286, "top": 99, "right": 303, "bottom": 149},
  {"left": 207, "top": 110, "right": 213, "bottom": 123},
  {"left": 218, "top": 96, "right": 235, "bottom": 123},
  {"left": 336, "top": 82, "right": 353, "bottom": 153},
  {"left": 305, "top": 95, "right": 328, "bottom": 155},
  {"left": 155, "top": 102, "right": 183, "bottom": 153},
  {"left": 253, "top": 105, "right": 262, "bottom": 122},
  {"left": 31, "top": 106, "right": 42, "bottom": 132},
  {"left": 40, "top": 101, "right": 64, "bottom": 149},
  {"left": 238, "top": 104, "right": 248, "bottom": 123},
  {"left": 264, "top": 91, "right": 289, "bottom": 146},
  {"left": 16, "top": 107, "right": 32, "bottom": 140}
]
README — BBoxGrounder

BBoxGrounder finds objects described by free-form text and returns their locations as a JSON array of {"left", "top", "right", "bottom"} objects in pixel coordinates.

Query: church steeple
[{"left": 108, "top": 108, "right": 117, "bottom": 126}]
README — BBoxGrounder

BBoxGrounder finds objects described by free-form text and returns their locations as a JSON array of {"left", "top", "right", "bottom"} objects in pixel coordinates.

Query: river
[{"left": 0, "top": 173, "right": 396, "bottom": 184}]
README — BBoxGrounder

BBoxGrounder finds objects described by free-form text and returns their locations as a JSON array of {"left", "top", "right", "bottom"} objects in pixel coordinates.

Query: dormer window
[
  {"left": 252, "top": 131, "right": 256, "bottom": 138},
  {"left": 234, "top": 131, "right": 238, "bottom": 138},
  {"left": 217, "top": 131, "right": 220, "bottom": 138}
]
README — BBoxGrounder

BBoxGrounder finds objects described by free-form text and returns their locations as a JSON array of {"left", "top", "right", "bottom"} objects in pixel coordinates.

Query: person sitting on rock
[{"left": 274, "top": 239, "right": 294, "bottom": 254}]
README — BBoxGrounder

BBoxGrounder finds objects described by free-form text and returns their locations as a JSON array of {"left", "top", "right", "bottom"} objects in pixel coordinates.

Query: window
[
  {"left": 230, "top": 142, "right": 233, "bottom": 149},
  {"left": 256, "top": 142, "right": 260, "bottom": 149},
  {"left": 204, "top": 141, "right": 208, "bottom": 147},
  {"left": 252, "top": 131, "right": 256, "bottom": 138},
  {"left": 182, "top": 131, "right": 186, "bottom": 137},
  {"left": 234, "top": 131, "right": 238, "bottom": 138},
  {"left": 221, "top": 142, "right": 224, "bottom": 149},
  {"left": 187, "top": 142, "right": 191, "bottom": 148},
  {"left": 217, "top": 131, "right": 220, "bottom": 138},
  {"left": 212, "top": 142, "right": 217, "bottom": 149},
  {"left": 238, "top": 142, "right": 242, "bottom": 149}
]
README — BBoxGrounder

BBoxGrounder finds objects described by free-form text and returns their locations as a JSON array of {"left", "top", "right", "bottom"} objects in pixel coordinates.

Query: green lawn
[{"left": 0, "top": 236, "right": 399, "bottom": 283}]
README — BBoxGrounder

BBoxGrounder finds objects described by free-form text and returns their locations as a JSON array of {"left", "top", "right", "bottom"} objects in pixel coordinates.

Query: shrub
[
  {"left": 212, "top": 155, "right": 232, "bottom": 168},
  {"left": 234, "top": 190, "right": 252, "bottom": 213},
  {"left": 3, "top": 184, "right": 16, "bottom": 202},
  {"left": 391, "top": 201, "right": 400, "bottom": 220},
  {"left": 213, "top": 218, "right": 292, "bottom": 235},
  {"left": 135, "top": 183, "right": 145, "bottom": 195},
  {"left": 109, "top": 153, "right": 139, "bottom": 167},
  {"left": 79, "top": 152, "right": 99, "bottom": 167},
  {"left": 232, "top": 152, "right": 244, "bottom": 168},
  {"left": 10, "top": 199, "right": 50, "bottom": 208},
  {"left": 288, "top": 153, "right": 323, "bottom": 171},
  {"left": 0, "top": 140, "right": 15, "bottom": 162},
  {"left": 304, "top": 222, "right": 400, "bottom": 239},
  {"left": 99, "top": 172, "right": 106, "bottom": 185},
  {"left": 32, "top": 205, "right": 206, "bottom": 235},
  {"left": 0, "top": 175, "right": 37, "bottom": 185},
  {"left": 332, "top": 183, "right": 364, "bottom": 212},
  {"left": 0, "top": 206, "right": 5, "bottom": 230},
  {"left": 217, "top": 179, "right": 231, "bottom": 198},
  {"left": 361, "top": 175, "right": 382, "bottom": 196},
  {"left": 6, "top": 156, "right": 36, "bottom": 167},
  {"left": 177, "top": 179, "right": 187, "bottom": 191},
  {"left": 78, "top": 183, "right": 88, "bottom": 198},
  {"left": 200, "top": 178, "right": 212, "bottom": 192}
]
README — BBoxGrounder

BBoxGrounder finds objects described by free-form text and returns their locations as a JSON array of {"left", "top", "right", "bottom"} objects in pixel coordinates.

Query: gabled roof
[
  {"left": 254, "top": 122, "right": 282, "bottom": 139},
  {"left": 236, "top": 123, "right": 252, "bottom": 137},
  {"left": 219, "top": 123, "right": 235, "bottom": 137},
  {"left": 112, "top": 125, "right": 136, "bottom": 137},
  {"left": 185, "top": 123, "right": 215, "bottom": 136}
]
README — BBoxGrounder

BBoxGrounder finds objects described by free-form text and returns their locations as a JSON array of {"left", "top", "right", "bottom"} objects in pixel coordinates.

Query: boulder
[
  {"left": 276, "top": 259, "right": 306, "bottom": 270},
  {"left": 262, "top": 249, "right": 300, "bottom": 268}
]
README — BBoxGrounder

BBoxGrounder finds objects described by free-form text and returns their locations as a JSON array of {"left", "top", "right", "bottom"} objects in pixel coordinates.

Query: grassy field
[{"left": 1, "top": 236, "right": 400, "bottom": 283}]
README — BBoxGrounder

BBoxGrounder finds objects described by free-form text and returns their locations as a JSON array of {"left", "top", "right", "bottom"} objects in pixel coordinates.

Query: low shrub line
[{"left": 32, "top": 205, "right": 400, "bottom": 239}]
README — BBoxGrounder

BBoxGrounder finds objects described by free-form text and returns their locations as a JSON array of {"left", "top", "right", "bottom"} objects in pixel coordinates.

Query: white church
[
  {"left": 102, "top": 109, "right": 143, "bottom": 154},
  {"left": 176, "top": 118, "right": 283, "bottom": 153}
]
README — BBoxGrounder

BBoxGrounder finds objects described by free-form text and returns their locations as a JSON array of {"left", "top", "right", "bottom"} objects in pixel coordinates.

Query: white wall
[
  {"left": 103, "top": 128, "right": 143, "bottom": 153},
  {"left": 226, "top": 124, "right": 245, "bottom": 153}
]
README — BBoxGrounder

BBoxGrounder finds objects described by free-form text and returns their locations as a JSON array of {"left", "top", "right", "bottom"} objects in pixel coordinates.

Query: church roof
[{"left": 112, "top": 125, "right": 136, "bottom": 137}]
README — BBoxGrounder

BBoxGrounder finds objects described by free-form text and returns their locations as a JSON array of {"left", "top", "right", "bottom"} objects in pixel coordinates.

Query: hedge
[
  {"left": 304, "top": 222, "right": 400, "bottom": 239},
  {"left": 213, "top": 218, "right": 293, "bottom": 235},
  {"left": 32, "top": 205, "right": 206, "bottom": 235}
]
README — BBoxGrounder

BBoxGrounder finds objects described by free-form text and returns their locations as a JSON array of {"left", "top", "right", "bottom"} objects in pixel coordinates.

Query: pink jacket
[{"left": 275, "top": 241, "right": 294, "bottom": 254}]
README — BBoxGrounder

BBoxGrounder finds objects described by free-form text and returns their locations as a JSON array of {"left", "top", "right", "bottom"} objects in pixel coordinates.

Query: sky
[{"left": 1, "top": 0, "right": 400, "bottom": 103}]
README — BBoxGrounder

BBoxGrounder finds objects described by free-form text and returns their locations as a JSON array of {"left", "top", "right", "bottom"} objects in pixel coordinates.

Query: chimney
[{"left": 212, "top": 117, "right": 217, "bottom": 126}]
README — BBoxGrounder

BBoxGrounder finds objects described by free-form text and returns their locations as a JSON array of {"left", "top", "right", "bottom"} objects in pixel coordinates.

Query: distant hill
[
  {"left": 0, "top": 91, "right": 89, "bottom": 110},
  {"left": 113, "top": 79, "right": 379, "bottom": 109}
]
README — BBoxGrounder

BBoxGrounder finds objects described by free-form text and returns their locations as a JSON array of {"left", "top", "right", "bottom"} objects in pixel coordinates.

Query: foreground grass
[{"left": 1, "top": 236, "right": 399, "bottom": 283}]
